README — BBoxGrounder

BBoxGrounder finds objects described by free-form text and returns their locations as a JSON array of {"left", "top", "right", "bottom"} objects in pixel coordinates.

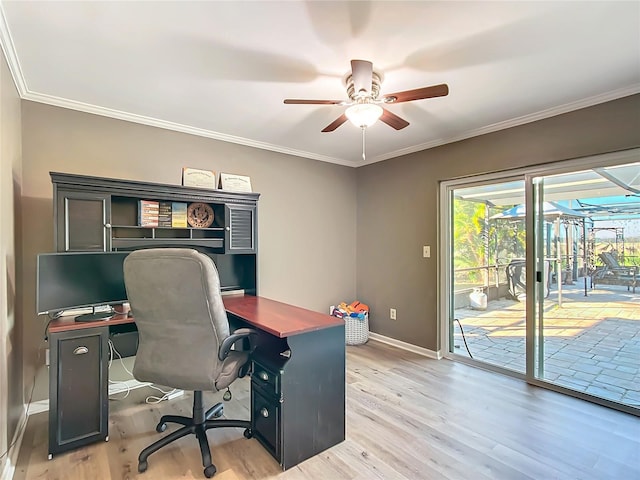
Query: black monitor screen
[{"left": 36, "top": 251, "right": 129, "bottom": 316}]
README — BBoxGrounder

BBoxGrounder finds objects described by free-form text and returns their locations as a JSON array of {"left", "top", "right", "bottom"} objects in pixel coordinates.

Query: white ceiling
[{"left": 1, "top": 1, "right": 639, "bottom": 167}]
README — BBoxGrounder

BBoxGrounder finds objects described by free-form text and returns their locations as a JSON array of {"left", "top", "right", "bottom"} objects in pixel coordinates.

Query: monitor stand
[{"left": 75, "top": 307, "right": 114, "bottom": 323}]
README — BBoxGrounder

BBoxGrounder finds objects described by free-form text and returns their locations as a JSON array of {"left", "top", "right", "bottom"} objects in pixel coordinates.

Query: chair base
[{"left": 138, "top": 391, "right": 252, "bottom": 478}]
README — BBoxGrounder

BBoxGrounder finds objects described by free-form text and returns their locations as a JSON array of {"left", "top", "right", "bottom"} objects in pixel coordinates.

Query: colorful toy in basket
[
  {"left": 334, "top": 300, "right": 370, "bottom": 345},
  {"left": 332, "top": 300, "right": 369, "bottom": 319}
]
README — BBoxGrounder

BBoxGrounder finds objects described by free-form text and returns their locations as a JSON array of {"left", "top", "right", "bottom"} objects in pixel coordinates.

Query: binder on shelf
[
  {"left": 171, "top": 202, "right": 188, "bottom": 228},
  {"left": 158, "top": 201, "right": 172, "bottom": 227},
  {"left": 138, "top": 200, "right": 159, "bottom": 227}
]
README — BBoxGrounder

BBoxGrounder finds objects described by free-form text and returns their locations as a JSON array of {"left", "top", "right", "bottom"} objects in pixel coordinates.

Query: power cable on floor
[{"left": 454, "top": 318, "right": 473, "bottom": 358}]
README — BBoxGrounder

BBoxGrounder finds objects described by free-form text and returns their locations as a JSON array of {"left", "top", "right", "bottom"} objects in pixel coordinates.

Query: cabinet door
[
  {"left": 56, "top": 190, "right": 111, "bottom": 251},
  {"left": 49, "top": 327, "right": 109, "bottom": 456},
  {"left": 225, "top": 204, "right": 256, "bottom": 254}
]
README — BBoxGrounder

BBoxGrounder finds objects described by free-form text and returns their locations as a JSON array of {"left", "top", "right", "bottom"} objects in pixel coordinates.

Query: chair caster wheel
[
  {"left": 243, "top": 428, "right": 253, "bottom": 439},
  {"left": 204, "top": 465, "right": 217, "bottom": 478},
  {"left": 138, "top": 461, "right": 148, "bottom": 473},
  {"left": 156, "top": 422, "right": 167, "bottom": 433}
]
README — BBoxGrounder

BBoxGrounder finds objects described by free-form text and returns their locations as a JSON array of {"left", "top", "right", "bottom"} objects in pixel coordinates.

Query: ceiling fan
[{"left": 284, "top": 59, "right": 449, "bottom": 133}]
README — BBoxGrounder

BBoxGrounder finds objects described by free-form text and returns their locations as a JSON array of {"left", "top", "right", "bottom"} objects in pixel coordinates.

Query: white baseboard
[
  {"left": 28, "top": 399, "right": 49, "bottom": 416},
  {"left": 1, "top": 405, "right": 28, "bottom": 480},
  {"left": 368, "top": 332, "right": 442, "bottom": 359},
  {"left": 108, "top": 379, "right": 151, "bottom": 396},
  {"left": 1, "top": 458, "right": 14, "bottom": 480},
  {"left": 26, "top": 380, "right": 152, "bottom": 418}
]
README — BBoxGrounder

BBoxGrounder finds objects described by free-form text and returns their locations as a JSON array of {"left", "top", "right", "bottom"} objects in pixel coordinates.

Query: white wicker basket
[{"left": 344, "top": 313, "right": 369, "bottom": 345}]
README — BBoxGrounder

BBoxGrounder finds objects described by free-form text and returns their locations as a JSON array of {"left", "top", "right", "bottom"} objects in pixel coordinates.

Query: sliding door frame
[{"left": 439, "top": 148, "right": 640, "bottom": 415}]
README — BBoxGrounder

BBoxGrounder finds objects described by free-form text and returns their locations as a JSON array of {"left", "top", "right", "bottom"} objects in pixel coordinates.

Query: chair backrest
[
  {"left": 599, "top": 251, "right": 621, "bottom": 268},
  {"left": 123, "top": 248, "right": 231, "bottom": 391}
]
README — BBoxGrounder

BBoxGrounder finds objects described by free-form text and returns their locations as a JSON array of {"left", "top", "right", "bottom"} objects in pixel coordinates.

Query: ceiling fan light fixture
[{"left": 345, "top": 103, "right": 383, "bottom": 128}]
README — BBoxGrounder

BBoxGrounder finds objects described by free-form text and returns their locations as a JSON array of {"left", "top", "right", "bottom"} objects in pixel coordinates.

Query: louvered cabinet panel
[{"left": 225, "top": 204, "right": 256, "bottom": 253}]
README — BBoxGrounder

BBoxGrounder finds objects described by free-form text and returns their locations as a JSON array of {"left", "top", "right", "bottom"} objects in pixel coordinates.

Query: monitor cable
[
  {"left": 108, "top": 339, "right": 182, "bottom": 404},
  {"left": 108, "top": 339, "right": 133, "bottom": 399}
]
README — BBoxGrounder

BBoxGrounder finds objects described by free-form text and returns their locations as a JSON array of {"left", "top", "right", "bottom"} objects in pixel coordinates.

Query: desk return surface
[
  {"left": 224, "top": 295, "right": 346, "bottom": 470},
  {"left": 222, "top": 294, "right": 344, "bottom": 337},
  {"left": 47, "top": 295, "right": 346, "bottom": 469}
]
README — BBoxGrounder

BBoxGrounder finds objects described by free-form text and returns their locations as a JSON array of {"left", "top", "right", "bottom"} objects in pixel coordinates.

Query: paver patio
[{"left": 453, "top": 279, "right": 640, "bottom": 407}]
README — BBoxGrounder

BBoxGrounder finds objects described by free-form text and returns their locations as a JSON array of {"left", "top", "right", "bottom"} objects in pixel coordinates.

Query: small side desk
[
  {"left": 47, "top": 295, "right": 346, "bottom": 470},
  {"left": 224, "top": 295, "right": 346, "bottom": 469}
]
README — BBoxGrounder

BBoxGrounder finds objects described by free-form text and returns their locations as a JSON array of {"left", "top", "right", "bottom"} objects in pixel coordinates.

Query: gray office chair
[{"left": 123, "top": 248, "right": 255, "bottom": 478}]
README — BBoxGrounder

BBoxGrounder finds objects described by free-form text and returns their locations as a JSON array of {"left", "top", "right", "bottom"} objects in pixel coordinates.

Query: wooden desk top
[
  {"left": 223, "top": 295, "right": 343, "bottom": 338},
  {"left": 48, "top": 311, "right": 133, "bottom": 334},
  {"left": 47, "top": 295, "right": 344, "bottom": 338}
]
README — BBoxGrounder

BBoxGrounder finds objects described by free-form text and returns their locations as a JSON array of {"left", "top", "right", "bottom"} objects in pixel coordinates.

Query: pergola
[
  {"left": 490, "top": 201, "right": 588, "bottom": 304},
  {"left": 455, "top": 158, "right": 640, "bottom": 304}
]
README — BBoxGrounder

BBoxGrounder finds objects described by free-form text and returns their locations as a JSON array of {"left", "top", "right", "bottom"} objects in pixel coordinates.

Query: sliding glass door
[
  {"left": 531, "top": 165, "right": 640, "bottom": 408},
  {"left": 441, "top": 149, "right": 640, "bottom": 414},
  {"left": 446, "top": 178, "right": 527, "bottom": 374}
]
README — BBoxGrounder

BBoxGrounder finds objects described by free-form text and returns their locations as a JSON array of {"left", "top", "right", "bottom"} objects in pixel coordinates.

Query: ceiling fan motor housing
[{"left": 346, "top": 71, "right": 382, "bottom": 101}]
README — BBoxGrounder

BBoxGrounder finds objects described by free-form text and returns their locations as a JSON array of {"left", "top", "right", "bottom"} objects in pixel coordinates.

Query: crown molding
[
  {"left": 21, "top": 90, "right": 356, "bottom": 166},
  {"left": 0, "top": 8, "right": 354, "bottom": 167},
  {"left": 357, "top": 83, "right": 640, "bottom": 167},
  {"left": 20, "top": 83, "right": 640, "bottom": 170},
  {"left": 0, "top": 3, "right": 27, "bottom": 95}
]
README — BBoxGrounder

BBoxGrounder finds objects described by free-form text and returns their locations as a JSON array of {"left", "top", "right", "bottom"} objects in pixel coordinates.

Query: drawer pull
[
  {"left": 73, "top": 346, "right": 89, "bottom": 355},
  {"left": 260, "top": 407, "right": 269, "bottom": 418},
  {"left": 258, "top": 371, "right": 269, "bottom": 382}
]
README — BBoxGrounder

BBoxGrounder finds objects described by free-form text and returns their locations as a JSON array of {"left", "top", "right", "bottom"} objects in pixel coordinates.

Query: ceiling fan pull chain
[{"left": 362, "top": 126, "right": 366, "bottom": 161}]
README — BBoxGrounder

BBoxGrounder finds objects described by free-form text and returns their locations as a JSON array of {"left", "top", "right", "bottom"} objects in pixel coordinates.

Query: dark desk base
[
  {"left": 47, "top": 296, "right": 346, "bottom": 469},
  {"left": 244, "top": 323, "right": 345, "bottom": 469}
]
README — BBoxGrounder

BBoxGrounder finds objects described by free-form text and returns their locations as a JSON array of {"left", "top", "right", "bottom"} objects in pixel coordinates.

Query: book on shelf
[
  {"left": 171, "top": 202, "right": 188, "bottom": 228},
  {"left": 138, "top": 200, "right": 159, "bottom": 227},
  {"left": 158, "top": 201, "right": 172, "bottom": 227}
]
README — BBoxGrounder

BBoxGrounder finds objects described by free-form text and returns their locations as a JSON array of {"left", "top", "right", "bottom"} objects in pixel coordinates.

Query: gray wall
[
  {"left": 0, "top": 46, "right": 23, "bottom": 473},
  {"left": 356, "top": 94, "right": 640, "bottom": 351},
  {"left": 20, "top": 101, "right": 358, "bottom": 401},
  {"left": 13, "top": 90, "right": 640, "bottom": 408}
]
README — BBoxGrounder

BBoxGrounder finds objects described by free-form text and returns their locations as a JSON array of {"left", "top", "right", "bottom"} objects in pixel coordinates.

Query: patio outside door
[
  {"left": 443, "top": 150, "right": 640, "bottom": 414},
  {"left": 530, "top": 166, "right": 640, "bottom": 410}
]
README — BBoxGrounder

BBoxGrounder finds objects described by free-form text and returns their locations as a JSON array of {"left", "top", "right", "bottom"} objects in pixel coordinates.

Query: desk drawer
[
  {"left": 251, "top": 360, "right": 280, "bottom": 397},
  {"left": 252, "top": 386, "right": 281, "bottom": 461}
]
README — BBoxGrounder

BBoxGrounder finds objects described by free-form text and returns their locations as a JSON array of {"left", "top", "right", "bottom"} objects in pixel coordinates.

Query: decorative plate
[{"left": 187, "top": 202, "right": 214, "bottom": 228}]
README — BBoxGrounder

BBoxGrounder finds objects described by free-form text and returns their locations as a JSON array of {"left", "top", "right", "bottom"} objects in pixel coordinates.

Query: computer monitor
[{"left": 36, "top": 251, "right": 129, "bottom": 322}]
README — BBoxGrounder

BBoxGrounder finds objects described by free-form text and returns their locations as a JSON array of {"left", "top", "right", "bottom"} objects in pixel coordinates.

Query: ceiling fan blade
[
  {"left": 379, "top": 108, "right": 410, "bottom": 130},
  {"left": 284, "top": 99, "right": 344, "bottom": 105},
  {"left": 351, "top": 59, "right": 373, "bottom": 95},
  {"left": 382, "top": 84, "right": 449, "bottom": 103},
  {"left": 321, "top": 114, "right": 348, "bottom": 132}
]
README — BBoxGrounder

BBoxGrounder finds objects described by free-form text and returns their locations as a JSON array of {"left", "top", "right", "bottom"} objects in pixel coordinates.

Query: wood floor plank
[{"left": 13, "top": 340, "right": 640, "bottom": 480}]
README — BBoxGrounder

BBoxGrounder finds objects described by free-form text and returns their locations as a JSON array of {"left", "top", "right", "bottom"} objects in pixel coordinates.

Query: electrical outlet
[
  {"left": 390, "top": 308, "right": 397, "bottom": 320},
  {"left": 423, "top": 245, "right": 431, "bottom": 258}
]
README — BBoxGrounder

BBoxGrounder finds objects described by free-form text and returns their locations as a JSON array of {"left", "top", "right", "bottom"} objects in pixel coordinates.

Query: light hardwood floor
[{"left": 13, "top": 341, "right": 640, "bottom": 480}]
